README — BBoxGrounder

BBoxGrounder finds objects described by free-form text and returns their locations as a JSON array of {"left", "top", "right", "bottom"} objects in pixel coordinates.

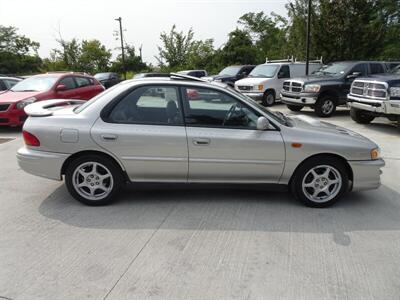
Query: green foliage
[
  {"left": 0, "top": 25, "right": 42, "bottom": 74},
  {"left": 110, "top": 44, "right": 149, "bottom": 74},
  {"left": 219, "top": 29, "right": 259, "bottom": 65}
]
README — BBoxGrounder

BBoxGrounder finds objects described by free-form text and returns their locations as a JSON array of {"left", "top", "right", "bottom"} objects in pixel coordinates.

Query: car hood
[
  {"left": 356, "top": 74, "right": 400, "bottom": 84},
  {"left": 0, "top": 91, "right": 42, "bottom": 103},
  {"left": 289, "top": 75, "right": 342, "bottom": 85},
  {"left": 290, "top": 114, "right": 376, "bottom": 144},
  {"left": 235, "top": 77, "right": 272, "bottom": 85}
]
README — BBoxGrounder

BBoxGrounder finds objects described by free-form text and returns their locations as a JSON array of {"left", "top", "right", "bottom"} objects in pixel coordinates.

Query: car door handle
[
  {"left": 101, "top": 134, "right": 118, "bottom": 141},
  {"left": 193, "top": 138, "right": 210, "bottom": 146}
]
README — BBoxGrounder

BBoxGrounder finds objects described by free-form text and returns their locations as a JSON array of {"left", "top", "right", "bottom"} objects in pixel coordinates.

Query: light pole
[
  {"left": 305, "top": 0, "right": 312, "bottom": 75},
  {"left": 115, "top": 17, "right": 126, "bottom": 79}
]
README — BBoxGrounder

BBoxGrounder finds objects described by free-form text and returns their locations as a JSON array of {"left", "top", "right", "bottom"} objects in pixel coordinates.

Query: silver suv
[{"left": 17, "top": 74, "right": 384, "bottom": 207}]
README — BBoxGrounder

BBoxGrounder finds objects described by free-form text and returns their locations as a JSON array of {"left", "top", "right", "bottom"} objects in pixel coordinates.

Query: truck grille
[
  {"left": 350, "top": 80, "right": 388, "bottom": 100},
  {"left": 0, "top": 104, "right": 10, "bottom": 112},
  {"left": 283, "top": 81, "right": 303, "bottom": 93},
  {"left": 237, "top": 85, "right": 252, "bottom": 91}
]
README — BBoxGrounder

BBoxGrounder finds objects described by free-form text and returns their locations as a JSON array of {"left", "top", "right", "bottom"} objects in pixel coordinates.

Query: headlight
[
  {"left": 371, "top": 148, "right": 380, "bottom": 160},
  {"left": 390, "top": 87, "right": 400, "bottom": 97},
  {"left": 303, "top": 84, "right": 321, "bottom": 93},
  {"left": 253, "top": 85, "right": 264, "bottom": 91},
  {"left": 16, "top": 97, "right": 37, "bottom": 110}
]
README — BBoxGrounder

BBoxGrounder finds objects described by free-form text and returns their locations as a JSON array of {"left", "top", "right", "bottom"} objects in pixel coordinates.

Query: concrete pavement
[{"left": 0, "top": 105, "right": 399, "bottom": 300}]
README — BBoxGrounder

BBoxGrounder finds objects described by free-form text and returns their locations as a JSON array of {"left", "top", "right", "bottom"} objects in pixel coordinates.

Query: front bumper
[
  {"left": 17, "top": 147, "right": 69, "bottom": 180},
  {"left": 347, "top": 95, "right": 400, "bottom": 115},
  {"left": 241, "top": 92, "right": 264, "bottom": 101},
  {"left": 349, "top": 158, "right": 385, "bottom": 191},
  {"left": 280, "top": 92, "right": 318, "bottom": 106},
  {"left": 0, "top": 108, "right": 27, "bottom": 126}
]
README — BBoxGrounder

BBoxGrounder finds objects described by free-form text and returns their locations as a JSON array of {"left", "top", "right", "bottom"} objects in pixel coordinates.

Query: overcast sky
[{"left": 0, "top": 0, "right": 288, "bottom": 64}]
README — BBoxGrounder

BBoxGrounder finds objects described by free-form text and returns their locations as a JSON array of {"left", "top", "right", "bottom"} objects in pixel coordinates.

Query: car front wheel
[
  {"left": 262, "top": 91, "right": 275, "bottom": 107},
  {"left": 315, "top": 95, "right": 336, "bottom": 117},
  {"left": 291, "top": 157, "right": 349, "bottom": 208},
  {"left": 65, "top": 155, "right": 123, "bottom": 206}
]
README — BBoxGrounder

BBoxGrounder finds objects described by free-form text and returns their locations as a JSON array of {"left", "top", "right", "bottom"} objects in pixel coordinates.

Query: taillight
[{"left": 23, "top": 131, "right": 40, "bottom": 147}]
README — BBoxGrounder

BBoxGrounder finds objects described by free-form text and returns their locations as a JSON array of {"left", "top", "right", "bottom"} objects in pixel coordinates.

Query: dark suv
[
  {"left": 204, "top": 65, "right": 255, "bottom": 87},
  {"left": 280, "top": 61, "right": 389, "bottom": 117},
  {"left": 94, "top": 72, "right": 121, "bottom": 89}
]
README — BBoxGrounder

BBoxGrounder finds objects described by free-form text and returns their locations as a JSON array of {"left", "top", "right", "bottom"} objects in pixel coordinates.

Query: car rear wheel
[
  {"left": 350, "top": 107, "right": 375, "bottom": 124},
  {"left": 262, "top": 91, "right": 275, "bottom": 107},
  {"left": 291, "top": 157, "right": 349, "bottom": 208},
  {"left": 287, "top": 105, "right": 303, "bottom": 112},
  {"left": 315, "top": 95, "right": 336, "bottom": 117},
  {"left": 65, "top": 155, "right": 123, "bottom": 206}
]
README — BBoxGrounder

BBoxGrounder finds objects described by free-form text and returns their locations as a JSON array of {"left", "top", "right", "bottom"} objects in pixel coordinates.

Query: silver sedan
[{"left": 17, "top": 75, "right": 384, "bottom": 207}]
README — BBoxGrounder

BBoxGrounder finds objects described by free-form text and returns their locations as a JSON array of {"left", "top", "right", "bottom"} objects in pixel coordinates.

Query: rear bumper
[
  {"left": 280, "top": 92, "right": 318, "bottom": 105},
  {"left": 0, "top": 108, "right": 27, "bottom": 126},
  {"left": 17, "top": 147, "right": 69, "bottom": 180},
  {"left": 349, "top": 158, "right": 385, "bottom": 191}
]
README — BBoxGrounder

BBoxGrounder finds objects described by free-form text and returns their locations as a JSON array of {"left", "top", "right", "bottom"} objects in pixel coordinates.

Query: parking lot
[{"left": 0, "top": 104, "right": 399, "bottom": 300}]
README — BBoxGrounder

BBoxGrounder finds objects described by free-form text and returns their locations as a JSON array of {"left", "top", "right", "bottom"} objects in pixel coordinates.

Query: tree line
[{"left": 0, "top": 0, "right": 399, "bottom": 77}]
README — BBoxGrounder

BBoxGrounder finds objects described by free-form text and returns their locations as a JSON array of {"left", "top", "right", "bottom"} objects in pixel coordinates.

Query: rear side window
[
  {"left": 107, "top": 86, "right": 182, "bottom": 125},
  {"left": 370, "top": 63, "right": 385, "bottom": 74},
  {"left": 59, "top": 77, "right": 77, "bottom": 90},
  {"left": 75, "top": 77, "right": 92, "bottom": 88}
]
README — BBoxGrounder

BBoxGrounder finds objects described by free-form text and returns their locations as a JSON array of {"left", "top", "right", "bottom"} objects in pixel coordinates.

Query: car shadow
[{"left": 38, "top": 183, "right": 400, "bottom": 246}]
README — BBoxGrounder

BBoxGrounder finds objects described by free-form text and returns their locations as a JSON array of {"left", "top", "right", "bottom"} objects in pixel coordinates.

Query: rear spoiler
[{"left": 24, "top": 99, "right": 86, "bottom": 117}]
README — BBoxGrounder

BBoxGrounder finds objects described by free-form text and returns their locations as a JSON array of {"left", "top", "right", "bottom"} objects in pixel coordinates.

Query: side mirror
[
  {"left": 56, "top": 84, "right": 67, "bottom": 91},
  {"left": 256, "top": 116, "right": 270, "bottom": 130},
  {"left": 347, "top": 72, "right": 361, "bottom": 79}
]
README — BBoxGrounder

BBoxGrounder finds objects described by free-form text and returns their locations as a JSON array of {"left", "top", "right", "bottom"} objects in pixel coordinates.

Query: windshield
[
  {"left": 248, "top": 65, "right": 279, "bottom": 78},
  {"left": 218, "top": 66, "right": 241, "bottom": 76},
  {"left": 94, "top": 73, "right": 110, "bottom": 80},
  {"left": 226, "top": 86, "right": 288, "bottom": 126},
  {"left": 312, "top": 62, "right": 352, "bottom": 76},
  {"left": 11, "top": 76, "right": 58, "bottom": 92}
]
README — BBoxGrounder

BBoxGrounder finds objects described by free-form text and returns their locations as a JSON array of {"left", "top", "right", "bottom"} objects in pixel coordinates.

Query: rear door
[
  {"left": 181, "top": 86, "right": 285, "bottom": 183},
  {"left": 74, "top": 76, "right": 101, "bottom": 99},
  {"left": 91, "top": 84, "right": 188, "bottom": 182},
  {"left": 55, "top": 76, "right": 80, "bottom": 99}
]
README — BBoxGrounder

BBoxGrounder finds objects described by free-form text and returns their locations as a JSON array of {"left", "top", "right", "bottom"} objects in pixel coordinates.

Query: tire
[
  {"left": 287, "top": 105, "right": 303, "bottom": 112},
  {"left": 350, "top": 107, "right": 375, "bottom": 124},
  {"left": 290, "top": 156, "right": 349, "bottom": 208},
  {"left": 315, "top": 95, "right": 337, "bottom": 117},
  {"left": 65, "top": 154, "right": 123, "bottom": 206},
  {"left": 262, "top": 90, "right": 275, "bottom": 107}
]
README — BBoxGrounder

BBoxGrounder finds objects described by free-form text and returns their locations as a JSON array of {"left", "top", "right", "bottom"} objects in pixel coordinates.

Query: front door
[
  {"left": 91, "top": 85, "right": 188, "bottom": 182},
  {"left": 181, "top": 86, "right": 285, "bottom": 183}
]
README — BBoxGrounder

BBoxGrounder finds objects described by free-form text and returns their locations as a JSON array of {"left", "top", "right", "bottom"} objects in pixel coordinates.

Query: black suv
[
  {"left": 280, "top": 61, "right": 389, "bottom": 117},
  {"left": 94, "top": 72, "right": 121, "bottom": 89},
  {"left": 205, "top": 65, "right": 255, "bottom": 87}
]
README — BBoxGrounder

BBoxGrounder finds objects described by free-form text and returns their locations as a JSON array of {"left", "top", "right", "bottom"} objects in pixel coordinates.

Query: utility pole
[
  {"left": 115, "top": 17, "right": 126, "bottom": 79},
  {"left": 305, "top": 0, "right": 312, "bottom": 75}
]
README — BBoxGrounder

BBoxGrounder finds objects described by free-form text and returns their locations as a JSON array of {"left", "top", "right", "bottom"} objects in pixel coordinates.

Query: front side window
[
  {"left": 349, "top": 64, "right": 367, "bottom": 76},
  {"left": 181, "top": 87, "right": 259, "bottom": 129},
  {"left": 278, "top": 65, "right": 290, "bottom": 78},
  {"left": 59, "top": 77, "right": 77, "bottom": 90},
  {"left": 108, "top": 85, "right": 182, "bottom": 125}
]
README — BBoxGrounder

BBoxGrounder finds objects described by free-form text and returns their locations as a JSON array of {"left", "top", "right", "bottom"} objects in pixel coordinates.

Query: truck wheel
[
  {"left": 287, "top": 105, "right": 303, "bottom": 112},
  {"left": 350, "top": 107, "right": 375, "bottom": 124},
  {"left": 262, "top": 91, "right": 275, "bottom": 107},
  {"left": 315, "top": 95, "right": 336, "bottom": 117},
  {"left": 290, "top": 156, "right": 349, "bottom": 208}
]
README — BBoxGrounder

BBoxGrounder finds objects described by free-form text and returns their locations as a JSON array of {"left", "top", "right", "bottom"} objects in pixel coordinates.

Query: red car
[{"left": 0, "top": 72, "right": 104, "bottom": 126}]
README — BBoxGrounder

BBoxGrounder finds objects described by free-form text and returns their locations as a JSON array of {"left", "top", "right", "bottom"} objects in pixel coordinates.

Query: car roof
[
  {"left": 0, "top": 76, "right": 21, "bottom": 80},
  {"left": 123, "top": 75, "right": 228, "bottom": 89}
]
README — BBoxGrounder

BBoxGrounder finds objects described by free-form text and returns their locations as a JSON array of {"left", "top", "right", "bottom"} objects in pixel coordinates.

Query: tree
[
  {"left": 220, "top": 29, "right": 259, "bottom": 65},
  {"left": 156, "top": 25, "right": 195, "bottom": 70},
  {"left": 0, "top": 25, "right": 41, "bottom": 74},
  {"left": 80, "top": 40, "right": 112, "bottom": 74},
  {"left": 110, "top": 44, "right": 148, "bottom": 74}
]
